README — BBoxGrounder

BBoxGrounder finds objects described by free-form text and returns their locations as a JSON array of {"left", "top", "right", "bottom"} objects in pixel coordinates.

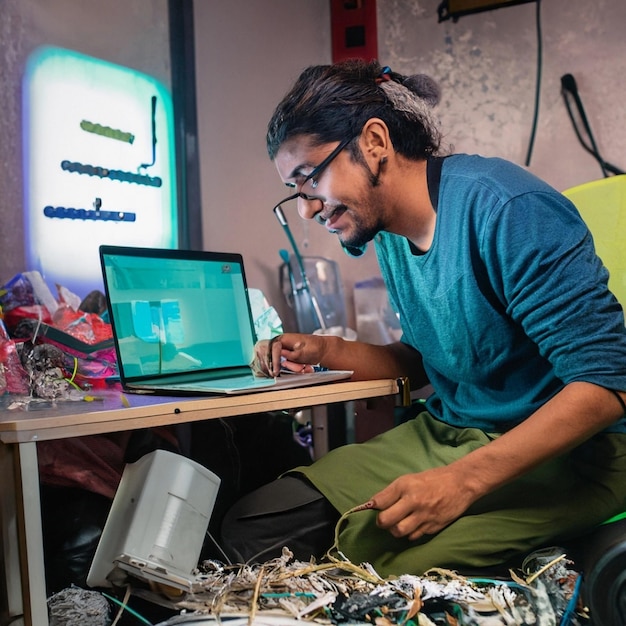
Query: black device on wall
[
  {"left": 331, "top": 0, "right": 378, "bottom": 63},
  {"left": 438, "top": 0, "right": 536, "bottom": 22}
]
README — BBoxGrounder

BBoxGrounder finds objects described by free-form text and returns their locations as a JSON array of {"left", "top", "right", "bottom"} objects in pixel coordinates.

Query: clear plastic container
[
  {"left": 280, "top": 255, "right": 348, "bottom": 334},
  {"left": 353, "top": 277, "right": 402, "bottom": 345}
]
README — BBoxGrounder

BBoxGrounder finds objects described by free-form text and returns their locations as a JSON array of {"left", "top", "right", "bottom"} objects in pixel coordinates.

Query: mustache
[{"left": 315, "top": 204, "right": 347, "bottom": 225}]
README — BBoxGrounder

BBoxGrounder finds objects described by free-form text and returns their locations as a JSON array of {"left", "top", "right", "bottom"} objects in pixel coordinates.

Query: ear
[{"left": 359, "top": 118, "right": 391, "bottom": 161}]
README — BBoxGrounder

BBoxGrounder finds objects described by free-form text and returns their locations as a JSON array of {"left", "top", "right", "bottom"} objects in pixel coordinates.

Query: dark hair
[{"left": 267, "top": 59, "right": 441, "bottom": 161}]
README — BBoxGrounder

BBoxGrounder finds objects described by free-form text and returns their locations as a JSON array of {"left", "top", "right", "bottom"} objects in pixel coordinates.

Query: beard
[
  {"left": 327, "top": 159, "right": 387, "bottom": 249},
  {"left": 336, "top": 210, "right": 384, "bottom": 250}
]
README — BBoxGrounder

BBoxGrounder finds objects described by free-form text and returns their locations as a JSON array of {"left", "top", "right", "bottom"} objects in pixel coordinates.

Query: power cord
[
  {"left": 560, "top": 73, "right": 625, "bottom": 177},
  {"left": 524, "top": 0, "right": 543, "bottom": 166}
]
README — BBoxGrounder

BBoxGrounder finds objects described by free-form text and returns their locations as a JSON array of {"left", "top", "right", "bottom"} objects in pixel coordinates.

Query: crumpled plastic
[
  {"left": 249, "top": 288, "right": 283, "bottom": 340},
  {"left": 0, "top": 321, "right": 30, "bottom": 395},
  {"left": 51, "top": 305, "right": 113, "bottom": 346},
  {"left": 1, "top": 271, "right": 116, "bottom": 398},
  {"left": 0, "top": 270, "right": 59, "bottom": 316},
  {"left": 1, "top": 271, "right": 58, "bottom": 333},
  {"left": 17, "top": 342, "right": 116, "bottom": 399},
  {"left": 2, "top": 304, "right": 54, "bottom": 331}
]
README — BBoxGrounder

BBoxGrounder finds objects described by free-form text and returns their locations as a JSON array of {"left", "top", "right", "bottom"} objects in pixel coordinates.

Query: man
[{"left": 221, "top": 60, "right": 626, "bottom": 576}]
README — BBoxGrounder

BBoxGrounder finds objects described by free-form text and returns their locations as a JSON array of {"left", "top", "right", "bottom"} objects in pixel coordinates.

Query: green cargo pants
[{"left": 297, "top": 411, "right": 626, "bottom": 577}]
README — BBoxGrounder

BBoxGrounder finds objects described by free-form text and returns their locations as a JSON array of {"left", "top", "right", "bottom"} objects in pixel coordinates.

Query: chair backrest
[{"left": 562, "top": 175, "right": 626, "bottom": 308}]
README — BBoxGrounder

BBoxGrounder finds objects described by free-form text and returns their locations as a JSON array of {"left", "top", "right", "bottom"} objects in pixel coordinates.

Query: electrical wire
[
  {"left": 103, "top": 589, "right": 153, "bottom": 626},
  {"left": 205, "top": 528, "right": 233, "bottom": 565},
  {"left": 561, "top": 74, "right": 624, "bottom": 178},
  {"left": 561, "top": 78, "right": 607, "bottom": 177},
  {"left": 524, "top": 0, "right": 542, "bottom": 166}
]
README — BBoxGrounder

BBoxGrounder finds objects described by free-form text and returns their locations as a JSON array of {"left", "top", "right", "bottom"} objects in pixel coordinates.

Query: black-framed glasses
[
  {"left": 272, "top": 136, "right": 358, "bottom": 291},
  {"left": 300, "top": 135, "right": 353, "bottom": 191},
  {"left": 272, "top": 136, "right": 354, "bottom": 222}
]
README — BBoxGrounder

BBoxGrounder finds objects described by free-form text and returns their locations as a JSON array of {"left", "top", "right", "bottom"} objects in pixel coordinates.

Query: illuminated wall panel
[{"left": 23, "top": 46, "right": 177, "bottom": 297}]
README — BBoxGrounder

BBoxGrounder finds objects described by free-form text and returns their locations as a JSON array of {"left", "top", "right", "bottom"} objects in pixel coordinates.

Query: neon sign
[{"left": 23, "top": 46, "right": 178, "bottom": 297}]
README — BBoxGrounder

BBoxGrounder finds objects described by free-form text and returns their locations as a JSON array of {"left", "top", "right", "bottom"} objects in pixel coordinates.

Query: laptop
[{"left": 99, "top": 245, "right": 353, "bottom": 395}]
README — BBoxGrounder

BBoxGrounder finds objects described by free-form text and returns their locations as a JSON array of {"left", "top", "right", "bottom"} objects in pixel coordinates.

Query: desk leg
[
  {"left": 311, "top": 402, "right": 356, "bottom": 459},
  {"left": 310, "top": 405, "right": 329, "bottom": 460},
  {"left": 0, "top": 442, "right": 48, "bottom": 626},
  {"left": 1, "top": 443, "right": 23, "bottom": 625}
]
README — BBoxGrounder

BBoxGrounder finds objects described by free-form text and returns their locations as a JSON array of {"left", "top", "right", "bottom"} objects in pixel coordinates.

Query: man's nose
[{"left": 296, "top": 194, "right": 323, "bottom": 220}]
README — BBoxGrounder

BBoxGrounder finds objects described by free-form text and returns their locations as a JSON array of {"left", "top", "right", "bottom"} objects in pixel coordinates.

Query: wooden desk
[{"left": 0, "top": 379, "right": 398, "bottom": 626}]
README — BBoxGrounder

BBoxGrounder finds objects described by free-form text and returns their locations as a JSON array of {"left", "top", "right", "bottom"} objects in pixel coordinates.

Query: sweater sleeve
[{"left": 482, "top": 189, "right": 626, "bottom": 390}]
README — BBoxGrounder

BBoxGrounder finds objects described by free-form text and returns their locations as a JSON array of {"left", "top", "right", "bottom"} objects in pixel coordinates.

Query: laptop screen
[{"left": 100, "top": 246, "right": 257, "bottom": 382}]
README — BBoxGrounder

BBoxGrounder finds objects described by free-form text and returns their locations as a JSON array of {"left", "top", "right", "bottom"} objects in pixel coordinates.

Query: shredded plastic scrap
[
  {"left": 48, "top": 585, "right": 110, "bottom": 626},
  {"left": 147, "top": 547, "right": 588, "bottom": 626}
]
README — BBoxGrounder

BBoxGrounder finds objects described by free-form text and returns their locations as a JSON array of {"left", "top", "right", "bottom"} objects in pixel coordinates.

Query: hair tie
[{"left": 375, "top": 66, "right": 392, "bottom": 84}]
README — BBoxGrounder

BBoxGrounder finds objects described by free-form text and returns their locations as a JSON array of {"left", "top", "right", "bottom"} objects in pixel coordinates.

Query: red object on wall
[{"left": 331, "top": 0, "right": 378, "bottom": 63}]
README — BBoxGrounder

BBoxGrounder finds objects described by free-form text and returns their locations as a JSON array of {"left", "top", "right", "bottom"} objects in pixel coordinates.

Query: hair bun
[{"left": 403, "top": 74, "right": 441, "bottom": 107}]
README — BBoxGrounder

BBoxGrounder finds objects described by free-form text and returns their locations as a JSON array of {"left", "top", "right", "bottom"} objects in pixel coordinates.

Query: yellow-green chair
[
  {"left": 562, "top": 175, "right": 626, "bottom": 625},
  {"left": 563, "top": 175, "right": 626, "bottom": 308}
]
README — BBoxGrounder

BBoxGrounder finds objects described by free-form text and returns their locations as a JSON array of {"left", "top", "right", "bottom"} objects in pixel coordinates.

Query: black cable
[
  {"left": 524, "top": 0, "right": 542, "bottom": 166},
  {"left": 560, "top": 74, "right": 625, "bottom": 177},
  {"left": 561, "top": 74, "right": 607, "bottom": 177},
  {"left": 562, "top": 87, "right": 596, "bottom": 156}
]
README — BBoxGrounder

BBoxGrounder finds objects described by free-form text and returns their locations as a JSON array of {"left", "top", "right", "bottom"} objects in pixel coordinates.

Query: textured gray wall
[{"left": 378, "top": 0, "right": 626, "bottom": 191}]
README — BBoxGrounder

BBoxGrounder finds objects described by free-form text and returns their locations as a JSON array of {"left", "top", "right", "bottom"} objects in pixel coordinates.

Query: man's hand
[
  {"left": 252, "top": 333, "right": 326, "bottom": 378},
  {"left": 368, "top": 466, "right": 475, "bottom": 540},
  {"left": 253, "top": 334, "right": 426, "bottom": 383},
  {"left": 368, "top": 382, "right": 626, "bottom": 542}
]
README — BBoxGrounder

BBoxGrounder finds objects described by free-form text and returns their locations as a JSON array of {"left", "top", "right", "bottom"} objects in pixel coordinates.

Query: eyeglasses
[
  {"left": 299, "top": 136, "right": 353, "bottom": 191},
  {"left": 272, "top": 136, "right": 353, "bottom": 223}
]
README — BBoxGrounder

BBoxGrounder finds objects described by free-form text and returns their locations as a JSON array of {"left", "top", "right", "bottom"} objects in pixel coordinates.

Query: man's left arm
[{"left": 371, "top": 381, "right": 625, "bottom": 540}]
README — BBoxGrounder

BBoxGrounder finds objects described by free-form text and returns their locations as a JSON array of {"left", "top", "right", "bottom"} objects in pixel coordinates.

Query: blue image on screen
[{"left": 103, "top": 254, "right": 255, "bottom": 378}]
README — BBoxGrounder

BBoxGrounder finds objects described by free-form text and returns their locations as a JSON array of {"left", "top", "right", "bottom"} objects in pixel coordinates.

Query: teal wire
[
  {"left": 559, "top": 574, "right": 583, "bottom": 626},
  {"left": 101, "top": 592, "right": 153, "bottom": 626}
]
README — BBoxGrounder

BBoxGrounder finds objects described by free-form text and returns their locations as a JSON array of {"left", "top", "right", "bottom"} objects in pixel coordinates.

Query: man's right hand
[{"left": 252, "top": 333, "right": 327, "bottom": 377}]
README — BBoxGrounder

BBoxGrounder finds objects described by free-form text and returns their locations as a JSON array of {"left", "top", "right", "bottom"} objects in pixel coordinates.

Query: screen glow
[{"left": 23, "top": 46, "right": 178, "bottom": 297}]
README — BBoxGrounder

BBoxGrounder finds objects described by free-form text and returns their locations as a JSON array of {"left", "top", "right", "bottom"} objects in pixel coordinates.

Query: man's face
[{"left": 274, "top": 135, "right": 386, "bottom": 249}]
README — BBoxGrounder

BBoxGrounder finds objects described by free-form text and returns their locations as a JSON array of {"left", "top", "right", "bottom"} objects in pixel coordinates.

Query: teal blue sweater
[{"left": 375, "top": 154, "right": 626, "bottom": 433}]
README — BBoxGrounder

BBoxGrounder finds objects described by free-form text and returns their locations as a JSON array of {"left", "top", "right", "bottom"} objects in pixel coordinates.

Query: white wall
[
  {"left": 193, "top": 0, "right": 382, "bottom": 331},
  {"left": 193, "top": 0, "right": 626, "bottom": 330}
]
